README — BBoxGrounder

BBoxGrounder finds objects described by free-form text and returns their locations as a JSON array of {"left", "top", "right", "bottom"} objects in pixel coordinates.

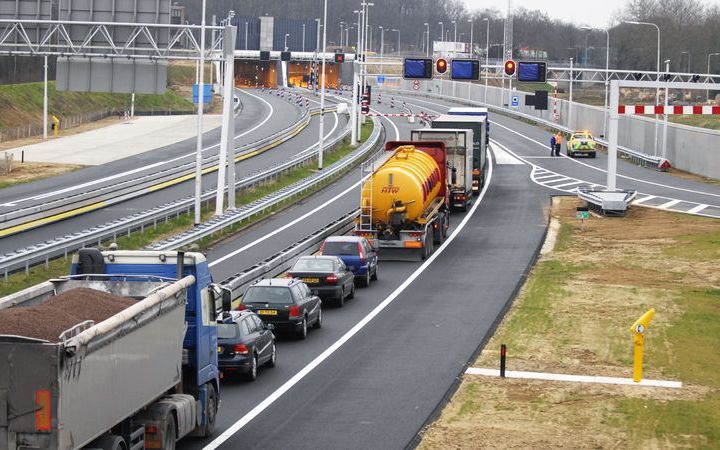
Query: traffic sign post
[
  {"left": 576, "top": 206, "right": 589, "bottom": 231},
  {"left": 511, "top": 95, "right": 519, "bottom": 108}
]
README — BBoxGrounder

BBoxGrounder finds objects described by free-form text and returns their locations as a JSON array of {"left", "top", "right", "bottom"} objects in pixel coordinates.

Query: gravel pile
[{"left": 0, "top": 288, "right": 136, "bottom": 342}]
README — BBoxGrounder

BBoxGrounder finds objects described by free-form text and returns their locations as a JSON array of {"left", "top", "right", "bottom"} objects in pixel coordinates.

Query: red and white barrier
[{"left": 618, "top": 105, "right": 720, "bottom": 115}]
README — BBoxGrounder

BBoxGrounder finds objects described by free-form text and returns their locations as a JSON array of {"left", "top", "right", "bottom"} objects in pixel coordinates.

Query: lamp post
[
  {"left": 624, "top": 20, "right": 661, "bottom": 156},
  {"left": 484, "top": 18, "right": 489, "bottom": 103},
  {"left": 707, "top": 52, "right": 720, "bottom": 102},
  {"left": 379, "top": 26, "right": 384, "bottom": 64},
  {"left": 193, "top": 0, "right": 207, "bottom": 224},
  {"left": 424, "top": 23, "right": 430, "bottom": 56},
  {"left": 318, "top": 0, "right": 328, "bottom": 170},
  {"left": 468, "top": 19, "right": 474, "bottom": 55},
  {"left": 302, "top": 23, "right": 306, "bottom": 52},
  {"left": 244, "top": 21, "right": 248, "bottom": 50},
  {"left": 662, "top": 59, "right": 670, "bottom": 160},
  {"left": 339, "top": 22, "right": 345, "bottom": 48},
  {"left": 345, "top": 26, "right": 350, "bottom": 50},
  {"left": 452, "top": 20, "right": 457, "bottom": 42},
  {"left": 351, "top": 9, "right": 361, "bottom": 145},
  {"left": 284, "top": 33, "right": 290, "bottom": 51},
  {"left": 439, "top": 22, "right": 444, "bottom": 42},
  {"left": 392, "top": 29, "right": 400, "bottom": 55},
  {"left": 582, "top": 26, "right": 610, "bottom": 138}
]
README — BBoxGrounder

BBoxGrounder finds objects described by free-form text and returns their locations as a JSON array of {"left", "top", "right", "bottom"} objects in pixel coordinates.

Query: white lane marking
[
  {"left": 204, "top": 133, "right": 494, "bottom": 449},
  {"left": 393, "top": 92, "right": 720, "bottom": 200},
  {"left": 631, "top": 195, "right": 657, "bottom": 205},
  {"left": 534, "top": 174, "right": 567, "bottom": 181},
  {"left": 4, "top": 90, "right": 277, "bottom": 205},
  {"left": 490, "top": 142, "right": 524, "bottom": 165},
  {"left": 523, "top": 156, "right": 563, "bottom": 159},
  {"left": 466, "top": 368, "right": 682, "bottom": 388},
  {"left": 687, "top": 204, "right": 709, "bottom": 214},
  {"left": 210, "top": 112, "right": 398, "bottom": 268},
  {"left": 658, "top": 199, "right": 682, "bottom": 209},
  {"left": 552, "top": 180, "right": 584, "bottom": 189}
]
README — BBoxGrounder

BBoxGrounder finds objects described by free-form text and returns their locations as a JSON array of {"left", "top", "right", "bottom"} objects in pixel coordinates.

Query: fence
[{"left": 379, "top": 78, "right": 720, "bottom": 179}]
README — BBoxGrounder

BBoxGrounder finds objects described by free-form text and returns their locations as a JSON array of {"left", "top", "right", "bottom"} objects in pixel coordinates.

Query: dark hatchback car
[
  {"left": 240, "top": 278, "right": 322, "bottom": 339},
  {"left": 319, "top": 236, "right": 378, "bottom": 287},
  {"left": 217, "top": 310, "right": 276, "bottom": 381},
  {"left": 287, "top": 255, "right": 355, "bottom": 306}
]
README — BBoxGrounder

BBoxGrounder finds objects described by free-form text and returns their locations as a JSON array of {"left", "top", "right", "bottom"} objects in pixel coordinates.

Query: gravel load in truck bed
[{"left": 0, "top": 288, "right": 136, "bottom": 342}]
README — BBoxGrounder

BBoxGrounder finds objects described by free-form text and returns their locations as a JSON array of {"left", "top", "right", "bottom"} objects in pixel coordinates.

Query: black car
[
  {"left": 217, "top": 310, "right": 276, "bottom": 381},
  {"left": 240, "top": 278, "right": 322, "bottom": 339},
  {"left": 287, "top": 255, "right": 355, "bottom": 306}
]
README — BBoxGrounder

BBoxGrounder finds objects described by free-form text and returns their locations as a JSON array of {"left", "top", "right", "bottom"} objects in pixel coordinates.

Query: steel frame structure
[{"left": 0, "top": 19, "right": 225, "bottom": 60}]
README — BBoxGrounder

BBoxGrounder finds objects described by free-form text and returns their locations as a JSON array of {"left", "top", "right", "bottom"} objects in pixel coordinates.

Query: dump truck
[
  {"left": 410, "top": 128, "right": 474, "bottom": 211},
  {"left": 0, "top": 249, "right": 231, "bottom": 450},
  {"left": 355, "top": 141, "right": 450, "bottom": 259},
  {"left": 433, "top": 112, "right": 489, "bottom": 194}
]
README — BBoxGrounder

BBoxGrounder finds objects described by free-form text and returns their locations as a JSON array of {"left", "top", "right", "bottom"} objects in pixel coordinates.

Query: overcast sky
[{"left": 461, "top": 0, "right": 715, "bottom": 28}]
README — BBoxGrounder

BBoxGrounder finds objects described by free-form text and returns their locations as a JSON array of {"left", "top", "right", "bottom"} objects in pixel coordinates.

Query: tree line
[{"left": 183, "top": 0, "right": 720, "bottom": 74}]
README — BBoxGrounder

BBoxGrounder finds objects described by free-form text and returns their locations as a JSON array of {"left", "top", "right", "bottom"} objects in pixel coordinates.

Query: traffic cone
[{"left": 378, "top": 93, "right": 382, "bottom": 104}]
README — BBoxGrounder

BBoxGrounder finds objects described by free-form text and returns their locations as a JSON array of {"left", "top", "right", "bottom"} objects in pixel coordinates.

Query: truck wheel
[
  {"left": 163, "top": 417, "right": 176, "bottom": 450},
  {"left": 200, "top": 383, "right": 218, "bottom": 436}
]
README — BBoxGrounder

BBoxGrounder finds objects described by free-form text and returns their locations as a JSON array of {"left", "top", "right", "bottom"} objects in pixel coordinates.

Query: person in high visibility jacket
[{"left": 554, "top": 133, "right": 563, "bottom": 156}]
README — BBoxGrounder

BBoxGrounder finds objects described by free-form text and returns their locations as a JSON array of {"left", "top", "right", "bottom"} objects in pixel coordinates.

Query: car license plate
[
  {"left": 302, "top": 277, "right": 320, "bottom": 284},
  {"left": 257, "top": 309, "right": 278, "bottom": 315}
]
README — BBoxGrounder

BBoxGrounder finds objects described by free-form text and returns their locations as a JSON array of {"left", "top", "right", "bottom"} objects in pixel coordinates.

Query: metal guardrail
[
  {"left": 219, "top": 209, "right": 359, "bottom": 299},
  {"left": 150, "top": 116, "right": 384, "bottom": 250},
  {"left": 0, "top": 111, "right": 375, "bottom": 278},
  {"left": 0, "top": 101, "right": 314, "bottom": 235},
  {"left": 384, "top": 86, "right": 667, "bottom": 169}
]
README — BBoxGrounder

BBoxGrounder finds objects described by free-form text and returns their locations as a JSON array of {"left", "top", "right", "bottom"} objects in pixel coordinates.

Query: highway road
[
  {"left": 0, "top": 92, "right": 348, "bottom": 255},
  {"left": 168, "top": 88, "right": 720, "bottom": 449}
]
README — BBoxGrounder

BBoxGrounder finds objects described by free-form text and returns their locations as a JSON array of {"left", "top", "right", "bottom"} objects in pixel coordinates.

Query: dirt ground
[
  {"left": 419, "top": 197, "right": 720, "bottom": 450},
  {"left": 0, "top": 159, "right": 84, "bottom": 188}
]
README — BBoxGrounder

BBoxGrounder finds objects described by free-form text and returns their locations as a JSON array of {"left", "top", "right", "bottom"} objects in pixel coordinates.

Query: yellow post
[
  {"left": 630, "top": 308, "right": 655, "bottom": 382},
  {"left": 51, "top": 115, "right": 60, "bottom": 137}
]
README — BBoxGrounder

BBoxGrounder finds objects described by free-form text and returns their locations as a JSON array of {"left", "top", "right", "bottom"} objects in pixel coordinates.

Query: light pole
[
  {"left": 624, "top": 20, "right": 661, "bottom": 156},
  {"left": 378, "top": 26, "right": 384, "bottom": 64},
  {"left": 439, "top": 22, "right": 444, "bottom": 42},
  {"left": 569, "top": 57, "right": 574, "bottom": 129},
  {"left": 244, "top": 21, "right": 248, "bottom": 50},
  {"left": 318, "top": 0, "right": 328, "bottom": 170},
  {"left": 392, "top": 29, "right": 400, "bottom": 55},
  {"left": 707, "top": 52, "right": 720, "bottom": 102},
  {"left": 424, "top": 22, "right": 430, "bottom": 56},
  {"left": 582, "top": 26, "right": 610, "bottom": 138},
  {"left": 484, "top": 18, "right": 490, "bottom": 103},
  {"left": 468, "top": 19, "right": 474, "bottom": 55},
  {"left": 662, "top": 59, "right": 670, "bottom": 160},
  {"left": 193, "top": 0, "right": 207, "bottom": 225},
  {"left": 345, "top": 26, "right": 350, "bottom": 50},
  {"left": 284, "top": 33, "right": 290, "bottom": 51},
  {"left": 351, "top": 9, "right": 361, "bottom": 145},
  {"left": 302, "top": 23, "right": 306, "bottom": 52},
  {"left": 339, "top": 22, "right": 345, "bottom": 48}
]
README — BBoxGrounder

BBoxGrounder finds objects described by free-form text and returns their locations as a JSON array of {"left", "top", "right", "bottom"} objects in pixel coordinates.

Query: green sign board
[{"left": 576, "top": 211, "right": 590, "bottom": 220}]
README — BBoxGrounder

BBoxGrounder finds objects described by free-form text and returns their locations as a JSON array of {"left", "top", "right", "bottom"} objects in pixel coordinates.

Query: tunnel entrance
[{"left": 234, "top": 60, "right": 277, "bottom": 88}]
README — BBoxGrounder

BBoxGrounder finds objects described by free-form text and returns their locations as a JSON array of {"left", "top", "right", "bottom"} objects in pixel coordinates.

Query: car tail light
[
  {"left": 319, "top": 242, "right": 325, "bottom": 255},
  {"left": 357, "top": 242, "right": 366, "bottom": 265},
  {"left": 236, "top": 303, "right": 246, "bottom": 311},
  {"left": 289, "top": 305, "right": 301, "bottom": 317},
  {"left": 286, "top": 273, "right": 295, "bottom": 278},
  {"left": 326, "top": 275, "right": 338, "bottom": 284},
  {"left": 233, "top": 344, "right": 249, "bottom": 355}
]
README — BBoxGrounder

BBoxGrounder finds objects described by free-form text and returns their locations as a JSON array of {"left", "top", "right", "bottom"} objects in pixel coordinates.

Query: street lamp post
[
  {"left": 424, "top": 23, "right": 430, "bottom": 56},
  {"left": 439, "top": 22, "right": 444, "bottom": 42},
  {"left": 302, "top": 23, "right": 306, "bottom": 52},
  {"left": 452, "top": 20, "right": 457, "bottom": 42},
  {"left": 339, "top": 22, "right": 345, "bottom": 48},
  {"left": 351, "top": 9, "right": 361, "bottom": 145},
  {"left": 392, "top": 29, "right": 400, "bottom": 55},
  {"left": 624, "top": 20, "right": 661, "bottom": 156},
  {"left": 244, "top": 21, "right": 248, "bottom": 50},
  {"left": 484, "top": 17, "right": 489, "bottom": 103},
  {"left": 318, "top": 0, "right": 328, "bottom": 170},
  {"left": 662, "top": 59, "right": 670, "bottom": 160},
  {"left": 468, "top": 19, "right": 474, "bottom": 55},
  {"left": 193, "top": 0, "right": 207, "bottom": 224},
  {"left": 378, "top": 26, "right": 384, "bottom": 66},
  {"left": 582, "top": 26, "right": 610, "bottom": 138},
  {"left": 707, "top": 52, "right": 720, "bottom": 102}
]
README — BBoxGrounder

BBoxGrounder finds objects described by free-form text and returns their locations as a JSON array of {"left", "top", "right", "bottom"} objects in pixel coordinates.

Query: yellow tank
[{"left": 364, "top": 145, "right": 442, "bottom": 224}]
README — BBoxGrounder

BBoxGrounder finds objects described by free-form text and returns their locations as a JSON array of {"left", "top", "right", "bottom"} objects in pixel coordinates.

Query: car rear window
[
  {"left": 323, "top": 241, "right": 359, "bottom": 256},
  {"left": 292, "top": 258, "right": 335, "bottom": 272},
  {"left": 244, "top": 286, "right": 294, "bottom": 304},
  {"left": 218, "top": 324, "right": 240, "bottom": 339}
]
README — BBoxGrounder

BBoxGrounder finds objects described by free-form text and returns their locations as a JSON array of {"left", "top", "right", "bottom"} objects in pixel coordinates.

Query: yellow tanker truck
[{"left": 355, "top": 141, "right": 450, "bottom": 259}]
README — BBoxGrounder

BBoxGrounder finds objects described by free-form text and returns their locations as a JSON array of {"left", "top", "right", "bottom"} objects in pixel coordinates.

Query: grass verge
[
  {"left": 1, "top": 121, "right": 374, "bottom": 295},
  {"left": 419, "top": 197, "right": 720, "bottom": 449}
]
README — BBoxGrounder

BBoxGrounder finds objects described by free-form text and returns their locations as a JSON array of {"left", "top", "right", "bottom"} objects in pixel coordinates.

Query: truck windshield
[{"left": 244, "top": 286, "right": 294, "bottom": 304}]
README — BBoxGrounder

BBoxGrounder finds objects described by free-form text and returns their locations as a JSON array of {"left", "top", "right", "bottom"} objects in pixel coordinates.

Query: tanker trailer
[{"left": 355, "top": 142, "right": 450, "bottom": 260}]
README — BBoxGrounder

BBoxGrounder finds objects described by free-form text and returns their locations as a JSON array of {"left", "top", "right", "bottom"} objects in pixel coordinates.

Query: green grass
[
  {"left": 1, "top": 121, "right": 375, "bottom": 295},
  {"left": 669, "top": 115, "right": 720, "bottom": 131}
]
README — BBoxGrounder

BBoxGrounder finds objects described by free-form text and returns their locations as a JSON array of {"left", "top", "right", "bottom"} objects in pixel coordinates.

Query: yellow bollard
[
  {"left": 51, "top": 115, "right": 60, "bottom": 137},
  {"left": 630, "top": 308, "right": 655, "bottom": 382}
]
